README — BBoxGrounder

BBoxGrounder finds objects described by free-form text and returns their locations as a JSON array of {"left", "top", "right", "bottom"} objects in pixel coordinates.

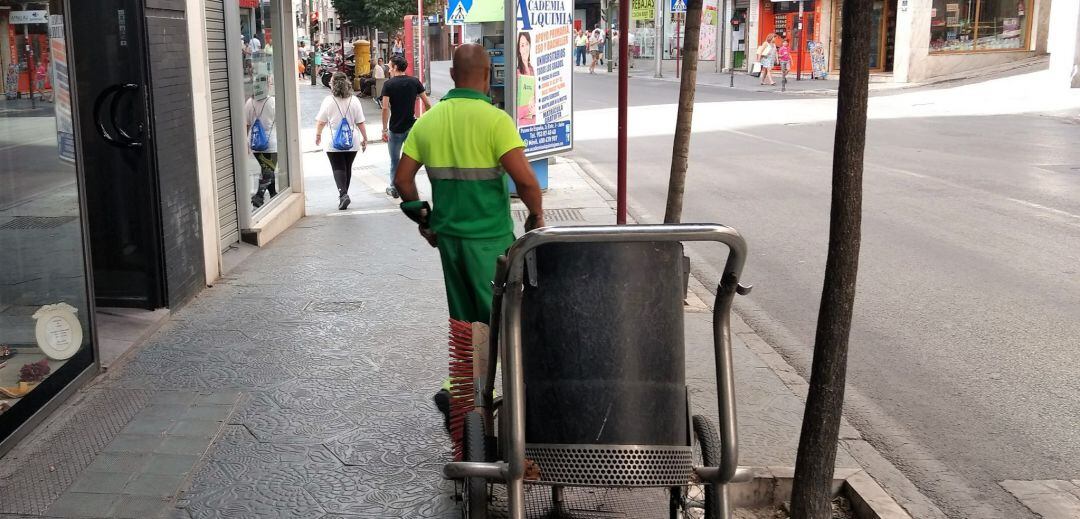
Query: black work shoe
[
  {"left": 433, "top": 389, "right": 451, "bottom": 431},
  {"left": 338, "top": 194, "right": 350, "bottom": 210}
]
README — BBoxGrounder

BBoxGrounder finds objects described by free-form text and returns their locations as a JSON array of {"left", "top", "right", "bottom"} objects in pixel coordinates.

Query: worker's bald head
[{"left": 450, "top": 44, "right": 491, "bottom": 93}]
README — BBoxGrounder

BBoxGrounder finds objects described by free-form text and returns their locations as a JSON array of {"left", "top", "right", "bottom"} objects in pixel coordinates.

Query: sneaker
[
  {"left": 385, "top": 186, "right": 399, "bottom": 198},
  {"left": 433, "top": 389, "right": 451, "bottom": 431},
  {"left": 251, "top": 193, "right": 264, "bottom": 208},
  {"left": 338, "top": 194, "right": 350, "bottom": 210}
]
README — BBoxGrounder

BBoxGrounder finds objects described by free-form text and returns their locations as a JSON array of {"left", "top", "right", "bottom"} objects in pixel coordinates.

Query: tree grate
[
  {"left": 0, "top": 216, "right": 78, "bottom": 230},
  {"left": 513, "top": 208, "right": 584, "bottom": 223}
]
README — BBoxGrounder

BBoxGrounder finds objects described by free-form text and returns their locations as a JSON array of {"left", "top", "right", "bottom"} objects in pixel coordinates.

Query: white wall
[
  {"left": 1048, "top": 0, "right": 1080, "bottom": 88},
  {"left": 186, "top": 0, "right": 222, "bottom": 284}
]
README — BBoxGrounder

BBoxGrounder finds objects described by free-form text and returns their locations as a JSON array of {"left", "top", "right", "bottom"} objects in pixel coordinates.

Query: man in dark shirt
[{"left": 381, "top": 56, "right": 432, "bottom": 198}]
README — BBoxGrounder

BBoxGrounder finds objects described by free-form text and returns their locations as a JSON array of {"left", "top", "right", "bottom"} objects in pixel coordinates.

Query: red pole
[
  {"left": 617, "top": 0, "right": 630, "bottom": 224},
  {"left": 417, "top": 1, "right": 426, "bottom": 114}
]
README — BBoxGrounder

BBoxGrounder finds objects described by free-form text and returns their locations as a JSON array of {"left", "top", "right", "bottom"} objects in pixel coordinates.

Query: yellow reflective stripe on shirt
[{"left": 426, "top": 166, "right": 503, "bottom": 181}]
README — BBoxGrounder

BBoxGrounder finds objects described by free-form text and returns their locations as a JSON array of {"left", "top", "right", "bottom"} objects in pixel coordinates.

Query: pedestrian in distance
[
  {"left": 392, "top": 43, "right": 545, "bottom": 427},
  {"left": 392, "top": 36, "right": 404, "bottom": 58},
  {"left": 756, "top": 33, "right": 777, "bottom": 86},
  {"left": 373, "top": 57, "right": 388, "bottom": 107},
  {"left": 381, "top": 55, "right": 432, "bottom": 198},
  {"left": 778, "top": 38, "right": 792, "bottom": 85},
  {"left": 315, "top": 72, "right": 369, "bottom": 210},
  {"left": 594, "top": 25, "right": 605, "bottom": 66},
  {"left": 312, "top": 50, "right": 324, "bottom": 82},
  {"left": 574, "top": 30, "right": 588, "bottom": 67},
  {"left": 588, "top": 29, "right": 602, "bottom": 74}
]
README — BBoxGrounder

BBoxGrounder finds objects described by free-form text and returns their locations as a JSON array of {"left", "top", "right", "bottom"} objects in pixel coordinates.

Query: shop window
[
  {"left": 930, "top": 0, "right": 1030, "bottom": 53},
  {"left": 240, "top": 0, "right": 290, "bottom": 212},
  {"left": 1, "top": 0, "right": 91, "bottom": 415}
]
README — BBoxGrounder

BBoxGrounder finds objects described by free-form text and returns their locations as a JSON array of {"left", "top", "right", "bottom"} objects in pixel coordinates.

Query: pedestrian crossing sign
[
  {"left": 446, "top": 0, "right": 472, "bottom": 25},
  {"left": 671, "top": 0, "right": 686, "bottom": 12}
]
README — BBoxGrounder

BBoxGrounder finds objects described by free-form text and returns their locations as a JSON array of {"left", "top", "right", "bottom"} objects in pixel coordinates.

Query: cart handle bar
[{"left": 501, "top": 224, "right": 747, "bottom": 286}]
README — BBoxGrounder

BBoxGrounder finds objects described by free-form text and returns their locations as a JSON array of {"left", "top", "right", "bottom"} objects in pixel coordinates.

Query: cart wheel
[
  {"left": 693, "top": 415, "right": 723, "bottom": 519},
  {"left": 462, "top": 412, "right": 489, "bottom": 519}
]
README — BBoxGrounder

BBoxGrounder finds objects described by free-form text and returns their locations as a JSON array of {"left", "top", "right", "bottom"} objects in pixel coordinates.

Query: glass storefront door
[
  {"left": 240, "top": 0, "right": 290, "bottom": 213},
  {"left": 831, "top": 0, "right": 896, "bottom": 72},
  {"left": 0, "top": 0, "right": 95, "bottom": 443}
]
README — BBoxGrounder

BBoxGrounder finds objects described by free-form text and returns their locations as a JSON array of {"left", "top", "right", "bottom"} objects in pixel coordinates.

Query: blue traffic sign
[{"left": 671, "top": 0, "right": 686, "bottom": 13}]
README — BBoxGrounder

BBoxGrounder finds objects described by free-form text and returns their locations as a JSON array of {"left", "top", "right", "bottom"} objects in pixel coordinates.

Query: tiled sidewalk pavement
[{"left": 0, "top": 138, "right": 861, "bottom": 518}]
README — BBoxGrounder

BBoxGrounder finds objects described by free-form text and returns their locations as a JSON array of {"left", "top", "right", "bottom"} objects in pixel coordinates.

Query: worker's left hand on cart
[{"left": 524, "top": 212, "right": 545, "bottom": 232}]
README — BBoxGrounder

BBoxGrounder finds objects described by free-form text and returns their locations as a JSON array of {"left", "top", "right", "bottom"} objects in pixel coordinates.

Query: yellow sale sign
[{"left": 632, "top": 0, "right": 654, "bottom": 20}]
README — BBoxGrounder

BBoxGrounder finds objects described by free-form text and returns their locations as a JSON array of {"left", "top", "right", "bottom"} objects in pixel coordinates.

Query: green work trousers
[{"left": 437, "top": 233, "right": 515, "bottom": 324}]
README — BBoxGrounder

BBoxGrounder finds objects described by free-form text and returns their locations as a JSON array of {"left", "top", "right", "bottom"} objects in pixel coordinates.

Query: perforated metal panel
[
  {"left": 526, "top": 444, "right": 694, "bottom": 487},
  {"left": 206, "top": 0, "right": 240, "bottom": 249}
]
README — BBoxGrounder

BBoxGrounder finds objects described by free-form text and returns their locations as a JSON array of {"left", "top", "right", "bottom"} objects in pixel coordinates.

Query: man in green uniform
[{"left": 394, "top": 44, "right": 544, "bottom": 425}]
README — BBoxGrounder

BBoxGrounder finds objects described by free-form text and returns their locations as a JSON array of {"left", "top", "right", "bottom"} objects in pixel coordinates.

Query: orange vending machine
[{"left": 758, "top": 0, "right": 818, "bottom": 74}]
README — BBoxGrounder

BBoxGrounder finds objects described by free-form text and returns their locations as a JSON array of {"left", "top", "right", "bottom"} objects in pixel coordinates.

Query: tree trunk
[
  {"left": 789, "top": 0, "right": 872, "bottom": 517},
  {"left": 663, "top": 0, "right": 703, "bottom": 224}
]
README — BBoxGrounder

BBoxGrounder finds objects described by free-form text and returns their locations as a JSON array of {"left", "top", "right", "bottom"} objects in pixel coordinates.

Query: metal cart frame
[{"left": 444, "top": 224, "right": 754, "bottom": 519}]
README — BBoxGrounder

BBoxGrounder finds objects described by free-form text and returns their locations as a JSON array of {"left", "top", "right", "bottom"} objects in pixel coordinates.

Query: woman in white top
[
  {"left": 244, "top": 95, "right": 277, "bottom": 208},
  {"left": 315, "top": 72, "right": 369, "bottom": 210}
]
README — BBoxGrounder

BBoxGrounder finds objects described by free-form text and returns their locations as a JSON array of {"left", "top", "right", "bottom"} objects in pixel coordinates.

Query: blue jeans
[
  {"left": 388, "top": 130, "right": 409, "bottom": 185},
  {"left": 575, "top": 46, "right": 586, "bottom": 66}
]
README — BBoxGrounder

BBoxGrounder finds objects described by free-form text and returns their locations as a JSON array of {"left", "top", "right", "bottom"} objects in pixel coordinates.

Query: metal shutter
[{"left": 205, "top": 0, "right": 239, "bottom": 248}]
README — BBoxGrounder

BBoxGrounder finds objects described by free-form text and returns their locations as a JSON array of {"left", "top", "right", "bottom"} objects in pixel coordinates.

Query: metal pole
[
  {"left": 654, "top": 0, "right": 663, "bottom": 77},
  {"left": 607, "top": 3, "right": 614, "bottom": 73},
  {"left": 617, "top": 0, "right": 629, "bottom": 225},
  {"left": 796, "top": 0, "right": 804, "bottom": 80},
  {"left": 714, "top": 0, "right": 722, "bottom": 73},
  {"left": 729, "top": 21, "right": 735, "bottom": 87},
  {"left": 503, "top": 0, "right": 516, "bottom": 130},
  {"left": 308, "top": 0, "right": 316, "bottom": 85},
  {"left": 675, "top": 12, "right": 680, "bottom": 79}
]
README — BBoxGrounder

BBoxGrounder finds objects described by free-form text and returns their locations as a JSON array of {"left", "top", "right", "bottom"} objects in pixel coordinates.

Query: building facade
[
  {"left": 0, "top": 0, "right": 304, "bottom": 454},
  {"left": 742, "top": 0, "right": 1053, "bottom": 83}
]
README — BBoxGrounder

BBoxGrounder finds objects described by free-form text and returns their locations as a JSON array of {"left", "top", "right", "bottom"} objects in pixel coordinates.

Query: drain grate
[
  {"left": 513, "top": 208, "right": 584, "bottom": 223},
  {"left": 0, "top": 388, "right": 153, "bottom": 515},
  {"left": 0, "top": 216, "right": 78, "bottom": 230},
  {"left": 305, "top": 301, "right": 366, "bottom": 312}
]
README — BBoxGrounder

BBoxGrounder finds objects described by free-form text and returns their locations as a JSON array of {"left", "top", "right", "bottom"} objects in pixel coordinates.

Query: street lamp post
[{"left": 653, "top": 0, "right": 663, "bottom": 77}]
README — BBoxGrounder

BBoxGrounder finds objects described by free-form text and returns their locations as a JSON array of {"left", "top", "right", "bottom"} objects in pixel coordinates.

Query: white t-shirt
[
  {"left": 244, "top": 96, "right": 277, "bottom": 153},
  {"left": 373, "top": 64, "right": 386, "bottom": 79},
  {"left": 316, "top": 95, "right": 366, "bottom": 152},
  {"left": 249, "top": 37, "right": 262, "bottom": 53}
]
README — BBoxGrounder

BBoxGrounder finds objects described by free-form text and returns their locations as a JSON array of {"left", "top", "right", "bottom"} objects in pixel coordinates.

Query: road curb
[{"left": 565, "top": 153, "right": 948, "bottom": 519}]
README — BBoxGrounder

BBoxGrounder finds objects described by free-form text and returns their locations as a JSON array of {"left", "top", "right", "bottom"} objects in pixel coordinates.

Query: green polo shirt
[{"left": 402, "top": 88, "right": 525, "bottom": 239}]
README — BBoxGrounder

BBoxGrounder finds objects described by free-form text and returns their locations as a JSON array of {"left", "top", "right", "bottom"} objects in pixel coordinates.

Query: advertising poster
[
  {"left": 632, "top": 0, "right": 655, "bottom": 21},
  {"left": 49, "top": 15, "right": 74, "bottom": 164},
  {"left": 465, "top": 0, "right": 503, "bottom": 23},
  {"left": 699, "top": 0, "right": 718, "bottom": 60},
  {"left": 516, "top": 0, "right": 574, "bottom": 156}
]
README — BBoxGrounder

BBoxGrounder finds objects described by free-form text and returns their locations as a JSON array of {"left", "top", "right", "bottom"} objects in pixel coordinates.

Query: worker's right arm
[{"left": 500, "top": 147, "right": 545, "bottom": 230}]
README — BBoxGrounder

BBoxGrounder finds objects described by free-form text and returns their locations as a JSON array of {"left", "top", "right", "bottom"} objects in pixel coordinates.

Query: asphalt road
[{"left": 548, "top": 69, "right": 1079, "bottom": 518}]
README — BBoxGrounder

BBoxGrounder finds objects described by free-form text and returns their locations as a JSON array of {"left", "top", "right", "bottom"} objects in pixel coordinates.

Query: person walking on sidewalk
[
  {"left": 393, "top": 43, "right": 545, "bottom": 426},
  {"left": 381, "top": 56, "right": 432, "bottom": 198},
  {"left": 778, "top": 38, "right": 792, "bottom": 84},
  {"left": 588, "top": 28, "right": 602, "bottom": 74},
  {"left": 756, "top": 34, "right": 777, "bottom": 86},
  {"left": 315, "top": 72, "right": 369, "bottom": 210},
  {"left": 574, "top": 30, "right": 588, "bottom": 67}
]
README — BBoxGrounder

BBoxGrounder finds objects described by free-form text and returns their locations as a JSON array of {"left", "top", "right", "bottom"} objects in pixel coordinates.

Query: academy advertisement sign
[{"left": 514, "top": 0, "right": 574, "bottom": 156}]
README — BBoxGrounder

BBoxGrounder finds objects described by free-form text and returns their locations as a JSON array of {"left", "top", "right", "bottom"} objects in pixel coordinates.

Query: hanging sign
[
  {"left": 515, "top": 0, "right": 574, "bottom": 157},
  {"left": 465, "top": 0, "right": 504, "bottom": 22},
  {"left": 10, "top": 10, "right": 48, "bottom": 24},
  {"left": 632, "top": 0, "right": 655, "bottom": 20},
  {"left": 671, "top": 0, "right": 687, "bottom": 14}
]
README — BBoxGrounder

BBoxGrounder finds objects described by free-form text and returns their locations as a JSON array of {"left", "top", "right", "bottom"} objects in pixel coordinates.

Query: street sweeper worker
[{"left": 393, "top": 43, "right": 545, "bottom": 426}]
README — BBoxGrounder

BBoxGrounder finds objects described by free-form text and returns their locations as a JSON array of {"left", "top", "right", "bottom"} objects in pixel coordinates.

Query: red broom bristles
[{"left": 448, "top": 318, "right": 476, "bottom": 461}]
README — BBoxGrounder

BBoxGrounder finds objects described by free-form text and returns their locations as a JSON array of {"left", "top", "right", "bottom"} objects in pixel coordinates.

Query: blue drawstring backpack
[
  {"left": 249, "top": 99, "right": 272, "bottom": 152},
  {"left": 332, "top": 98, "right": 354, "bottom": 151}
]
